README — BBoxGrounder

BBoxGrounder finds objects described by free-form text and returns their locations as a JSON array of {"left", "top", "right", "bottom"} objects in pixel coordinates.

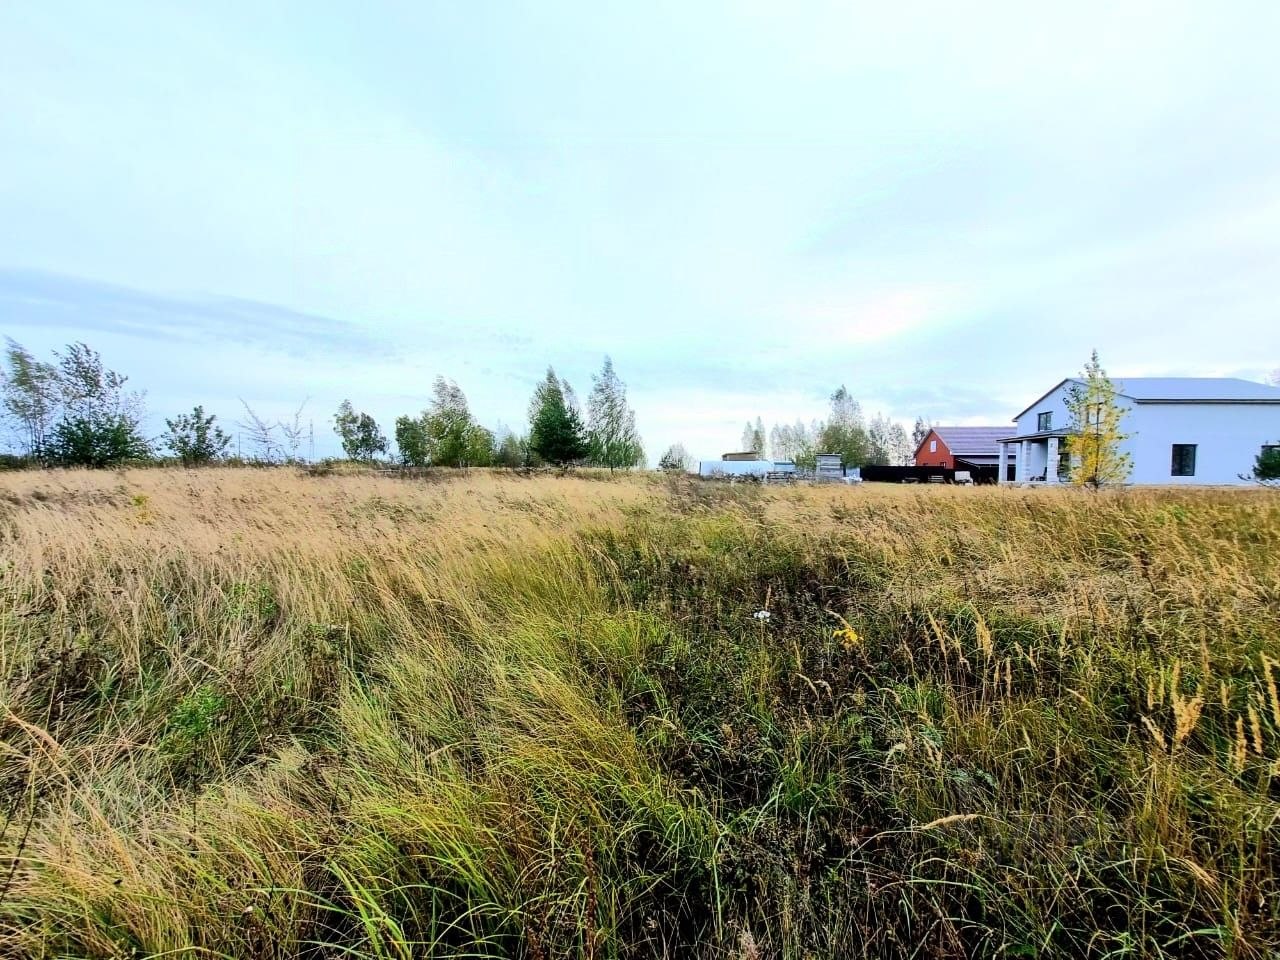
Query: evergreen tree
[
  {"left": 164, "top": 405, "right": 230, "bottom": 466},
  {"left": 586, "top": 356, "right": 645, "bottom": 470},
  {"left": 1064, "top": 350, "right": 1131, "bottom": 488},
  {"left": 529, "top": 368, "right": 587, "bottom": 466},
  {"left": 1252, "top": 446, "right": 1280, "bottom": 484}
]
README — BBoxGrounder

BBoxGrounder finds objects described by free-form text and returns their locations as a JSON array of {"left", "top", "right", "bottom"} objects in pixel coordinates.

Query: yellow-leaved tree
[{"left": 1064, "top": 350, "right": 1131, "bottom": 488}]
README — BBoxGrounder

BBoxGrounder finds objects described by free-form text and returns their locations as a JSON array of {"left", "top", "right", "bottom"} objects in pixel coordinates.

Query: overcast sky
[{"left": 2, "top": 1, "right": 1278, "bottom": 460}]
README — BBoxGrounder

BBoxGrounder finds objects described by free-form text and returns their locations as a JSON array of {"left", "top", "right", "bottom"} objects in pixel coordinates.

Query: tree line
[
  {"left": 730, "top": 386, "right": 927, "bottom": 469},
  {"left": 6, "top": 337, "right": 1273, "bottom": 481},
  {"left": 330, "top": 359, "right": 644, "bottom": 470},
  {"left": 0, "top": 338, "right": 646, "bottom": 471}
]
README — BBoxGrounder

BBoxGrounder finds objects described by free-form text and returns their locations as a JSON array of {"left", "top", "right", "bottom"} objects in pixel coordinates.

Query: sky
[{"left": 2, "top": 1, "right": 1278, "bottom": 462}]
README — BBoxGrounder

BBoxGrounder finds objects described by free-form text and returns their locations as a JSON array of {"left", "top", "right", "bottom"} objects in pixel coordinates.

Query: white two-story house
[{"left": 997, "top": 378, "right": 1280, "bottom": 485}]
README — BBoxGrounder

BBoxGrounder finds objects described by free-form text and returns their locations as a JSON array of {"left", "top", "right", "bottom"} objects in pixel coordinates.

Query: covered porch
[{"left": 997, "top": 431, "right": 1071, "bottom": 484}]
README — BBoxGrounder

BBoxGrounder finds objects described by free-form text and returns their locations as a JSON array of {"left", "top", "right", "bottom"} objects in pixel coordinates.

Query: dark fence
[{"left": 859, "top": 464, "right": 1002, "bottom": 484}]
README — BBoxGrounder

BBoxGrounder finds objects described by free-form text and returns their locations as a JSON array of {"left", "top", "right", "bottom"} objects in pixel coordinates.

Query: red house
[{"left": 914, "top": 426, "right": 1016, "bottom": 478}]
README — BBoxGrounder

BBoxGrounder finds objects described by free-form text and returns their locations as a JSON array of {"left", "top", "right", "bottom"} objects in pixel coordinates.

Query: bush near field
[{"left": 1, "top": 468, "right": 1278, "bottom": 959}]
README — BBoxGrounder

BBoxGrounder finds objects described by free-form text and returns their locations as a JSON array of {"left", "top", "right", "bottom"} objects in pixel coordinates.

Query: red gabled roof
[{"left": 914, "top": 426, "right": 1016, "bottom": 460}]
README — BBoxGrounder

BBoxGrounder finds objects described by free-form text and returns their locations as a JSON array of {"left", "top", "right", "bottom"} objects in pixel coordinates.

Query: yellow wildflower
[
  {"left": 833, "top": 626, "right": 860, "bottom": 650},
  {"left": 830, "top": 612, "right": 861, "bottom": 650}
]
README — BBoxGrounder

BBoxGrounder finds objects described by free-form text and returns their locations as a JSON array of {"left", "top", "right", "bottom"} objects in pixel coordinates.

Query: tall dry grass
[{"left": 1, "top": 468, "right": 1278, "bottom": 958}]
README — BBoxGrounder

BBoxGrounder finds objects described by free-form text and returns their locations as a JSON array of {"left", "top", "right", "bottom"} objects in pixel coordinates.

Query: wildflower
[
  {"left": 828, "top": 611, "right": 861, "bottom": 650},
  {"left": 833, "top": 625, "right": 860, "bottom": 650},
  {"left": 752, "top": 609, "right": 771, "bottom": 621}
]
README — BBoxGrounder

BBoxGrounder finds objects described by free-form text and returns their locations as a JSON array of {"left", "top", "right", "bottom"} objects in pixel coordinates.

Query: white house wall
[
  {"left": 1125, "top": 404, "right": 1280, "bottom": 485},
  {"left": 1013, "top": 381, "right": 1280, "bottom": 485},
  {"left": 1014, "top": 383, "right": 1079, "bottom": 436}
]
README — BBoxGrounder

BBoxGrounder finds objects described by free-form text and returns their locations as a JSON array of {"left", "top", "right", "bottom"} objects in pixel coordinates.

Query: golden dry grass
[{"left": 1, "top": 468, "right": 1278, "bottom": 958}]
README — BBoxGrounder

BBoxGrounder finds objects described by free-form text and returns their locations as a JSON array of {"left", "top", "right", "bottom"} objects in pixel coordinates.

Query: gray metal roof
[
  {"left": 1111, "top": 378, "right": 1280, "bottom": 402},
  {"left": 1014, "top": 376, "right": 1280, "bottom": 420},
  {"left": 931, "top": 425, "right": 1016, "bottom": 456}
]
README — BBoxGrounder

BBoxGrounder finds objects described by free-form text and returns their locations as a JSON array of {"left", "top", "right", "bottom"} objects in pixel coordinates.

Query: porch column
[
  {"left": 1017, "top": 440, "right": 1030, "bottom": 482},
  {"left": 997, "top": 442, "right": 1009, "bottom": 485},
  {"left": 1046, "top": 436, "right": 1060, "bottom": 484}
]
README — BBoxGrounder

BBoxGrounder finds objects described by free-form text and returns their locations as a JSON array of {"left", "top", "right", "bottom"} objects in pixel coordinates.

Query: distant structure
[
  {"left": 814, "top": 453, "right": 844, "bottom": 482},
  {"left": 699, "top": 452, "right": 797, "bottom": 479},
  {"left": 699, "top": 454, "right": 772, "bottom": 478},
  {"left": 914, "top": 426, "right": 1017, "bottom": 481},
  {"left": 695, "top": 452, "right": 856, "bottom": 483},
  {"left": 998, "top": 377, "right": 1280, "bottom": 485}
]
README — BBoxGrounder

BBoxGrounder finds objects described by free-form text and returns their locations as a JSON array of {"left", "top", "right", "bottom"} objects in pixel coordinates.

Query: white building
[
  {"left": 699, "top": 459, "right": 766, "bottom": 477},
  {"left": 997, "top": 378, "right": 1280, "bottom": 485}
]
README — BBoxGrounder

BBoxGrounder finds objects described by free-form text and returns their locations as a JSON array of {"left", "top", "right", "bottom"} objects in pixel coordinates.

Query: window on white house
[
  {"left": 930, "top": 440, "right": 937, "bottom": 453},
  {"left": 1037, "top": 411, "right": 1052, "bottom": 431},
  {"left": 1171, "top": 444, "right": 1197, "bottom": 477}
]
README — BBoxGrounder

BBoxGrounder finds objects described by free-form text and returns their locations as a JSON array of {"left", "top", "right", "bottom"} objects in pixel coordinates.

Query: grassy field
[{"left": 1, "top": 468, "right": 1278, "bottom": 959}]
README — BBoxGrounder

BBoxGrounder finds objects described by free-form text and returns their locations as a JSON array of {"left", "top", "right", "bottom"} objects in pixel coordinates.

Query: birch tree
[
  {"left": 334, "top": 400, "right": 387, "bottom": 462},
  {"left": 911, "top": 416, "right": 933, "bottom": 451},
  {"left": 586, "top": 357, "right": 645, "bottom": 470},
  {"left": 1, "top": 339, "right": 58, "bottom": 459},
  {"left": 818, "top": 386, "right": 869, "bottom": 467}
]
